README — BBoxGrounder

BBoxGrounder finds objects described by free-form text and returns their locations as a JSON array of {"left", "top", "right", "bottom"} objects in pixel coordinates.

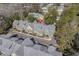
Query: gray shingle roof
[{"left": 13, "top": 20, "right": 56, "bottom": 38}]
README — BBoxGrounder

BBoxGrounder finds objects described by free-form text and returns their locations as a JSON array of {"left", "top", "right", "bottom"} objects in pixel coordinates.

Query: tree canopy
[
  {"left": 55, "top": 4, "right": 79, "bottom": 55},
  {"left": 44, "top": 6, "right": 58, "bottom": 25}
]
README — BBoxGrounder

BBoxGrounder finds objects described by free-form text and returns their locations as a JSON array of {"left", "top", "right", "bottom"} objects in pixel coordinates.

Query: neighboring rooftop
[{"left": 0, "top": 33, "right": 62, "bottom": 56}]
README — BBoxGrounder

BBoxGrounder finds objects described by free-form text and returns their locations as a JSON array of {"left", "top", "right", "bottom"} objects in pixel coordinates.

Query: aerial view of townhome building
[{"left": 0, "top": 3, "right": 79, "bottom": 56}]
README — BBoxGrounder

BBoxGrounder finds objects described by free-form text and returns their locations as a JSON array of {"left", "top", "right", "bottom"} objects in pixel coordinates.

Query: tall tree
[
  {"left": 31, "top": 4, "right": 41, "bottom": 13},
  {"left": 44, "top": 6, "right": 58, "bottom": 25},
  {"left": 55, "top": 4, "right": 79, "bottom": 55}
]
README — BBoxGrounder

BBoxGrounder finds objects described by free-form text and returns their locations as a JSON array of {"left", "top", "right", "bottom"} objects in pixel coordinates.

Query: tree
[
  {"left": 0, "top": 15, "right": 13, "bottom": 34},
  {"left": 23, "top": 10, "right": 28, "bottom": 19},
  {"left": 56, "top": 4, "right": 79, "bottom": 28},
  {"left": 55, "top": 23, "right": 75, "bottom": 55},
  {"left": 0, "top": 11, "right": 21, "bottom": 34},
  {"left": 55, "top": 4, "right": 79, "bottom": 55},
  {"left": 31, "top": 4, "right": 41, "bottom": 13},
  {"left": 44, "top": 6, "right": 58, "bottom": 25}
]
